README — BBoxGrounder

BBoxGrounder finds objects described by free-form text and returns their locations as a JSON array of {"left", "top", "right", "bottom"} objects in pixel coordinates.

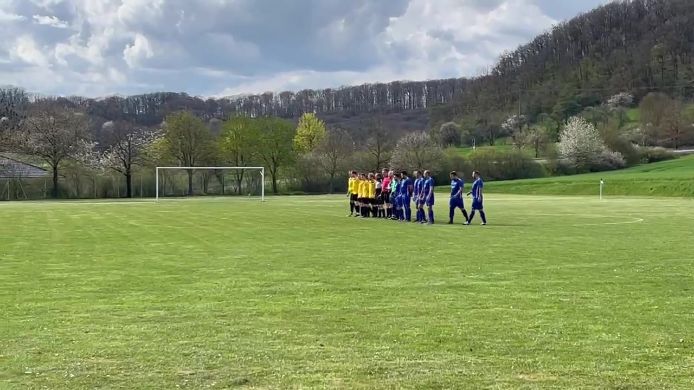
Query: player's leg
[
  {"left": 448, "top": 198, "right": 456, "bottom": 224},
  {"left": 404, "top": 197, "right": 412, "bottom": 221},
  {"left": 427, "top": 199, "right": 435, "bottom": 224},
  {"left": 461, "top": 204, "right": 470, "bottom": 223}
]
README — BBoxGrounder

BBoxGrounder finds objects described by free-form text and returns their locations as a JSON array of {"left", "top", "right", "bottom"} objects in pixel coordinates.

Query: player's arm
[{"left": 453, "top": 182, "right": 462, "bottom": 198}]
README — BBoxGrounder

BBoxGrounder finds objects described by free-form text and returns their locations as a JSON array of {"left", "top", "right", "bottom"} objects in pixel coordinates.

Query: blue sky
[{"left": 0, "top": 0, "right": 607, "bottom": 97}]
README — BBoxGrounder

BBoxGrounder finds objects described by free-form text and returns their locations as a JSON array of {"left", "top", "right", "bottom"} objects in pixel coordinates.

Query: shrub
[
  {"left": 592, "top": 150, "right": 626, "bottom": 171},
  {"left": 467, "top": 149, "right": 546, "bottom": 181},
  {"left": 639, "top": 146, "right": 675, "bottom": 163}
]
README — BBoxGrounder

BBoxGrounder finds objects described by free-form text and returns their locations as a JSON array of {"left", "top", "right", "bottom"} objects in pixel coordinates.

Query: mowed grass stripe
[{"left": 0, "top": 195, "right": 692, "bottom": 388}]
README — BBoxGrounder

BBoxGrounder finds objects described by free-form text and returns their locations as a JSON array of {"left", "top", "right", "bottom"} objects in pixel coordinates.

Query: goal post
[{"left": 155, "top": 166, "right": 265, "bottom": 202}]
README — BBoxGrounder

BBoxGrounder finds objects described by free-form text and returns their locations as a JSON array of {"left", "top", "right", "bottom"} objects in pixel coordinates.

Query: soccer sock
[
  {"left": 480, "top": 211, "right": 487, "bottom": 224},
  {"left": 462, "top": 209, "right": 469, "bottom": 222},
  {"left": 372, "top": 206, "right": 377, "bottom": 217},
  {"left": 449, "top": 206, "right": 455, "bottom": 222},
  {"left": 350, "top": 202, "right": 354, "bottom": 215},
  {"left": 468, "top": 210, "right": 475, "bottom": 223},
  {"left": 405, "top": 206, "right": 411, "bottom": 221},
  {"left": 428, "top": 208, "right": 434, "bottom": 224}
]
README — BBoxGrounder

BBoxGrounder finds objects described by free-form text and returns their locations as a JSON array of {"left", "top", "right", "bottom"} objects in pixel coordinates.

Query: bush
[
  {"left": 639, "top": 146, "right": 675, "bottom": 163},
  {"left": 592, "top": 150, "right": 626, "bottom": 171},
  {"left": 466, "top": 149, "right": 546, "bottom": 181}
]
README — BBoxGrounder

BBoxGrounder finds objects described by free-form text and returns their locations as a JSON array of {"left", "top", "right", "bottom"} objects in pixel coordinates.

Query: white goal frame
[{"left": 155, "top": 166, "right": 265, "bottom": 202}]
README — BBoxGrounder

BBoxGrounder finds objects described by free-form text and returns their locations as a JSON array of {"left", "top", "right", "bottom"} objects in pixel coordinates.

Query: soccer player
[
  {"left": 448, "top": 171, "right": 469, "bottom": 224},
  {"left": 467, "top": 171, "right": 487, "bottom": 225},
  {"left": 390, "top": 173, "right": 400, "bottom": 220},
  {"left": 423, "top": 170, "right": 435, "bottom": 224},
  {"left": 414, "top": 171, "right": 427, "bottom": 223},
  {"left": 399, "top": 171, "right": 413, "bottom": 221},
  {"left": 367, "top": 173, "right": 377, "bottom": 217},
  {"left": 382, "top": 170, "right": 392, "bottom": 218},
  {"left": 348, "top": 170, "right": 358, "bottom": 217},
  {"left": 412, "top": 171, "right": 422, "bottom": 222},
  {"left": 357, "top": 173, "right": 367, "bottom": 217},
  {"left": 375, "top": 173, "right": 384, "bottom": 218}
]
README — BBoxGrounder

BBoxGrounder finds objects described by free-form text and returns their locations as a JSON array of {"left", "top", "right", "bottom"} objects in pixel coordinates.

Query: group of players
[{"left": 347, "top": 168, "right": 487, "bottom": 225}]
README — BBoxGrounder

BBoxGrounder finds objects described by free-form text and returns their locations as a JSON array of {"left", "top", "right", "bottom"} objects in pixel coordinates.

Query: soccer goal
[{"left": 155, "top": 166, "right": 265, "bottom": 201}]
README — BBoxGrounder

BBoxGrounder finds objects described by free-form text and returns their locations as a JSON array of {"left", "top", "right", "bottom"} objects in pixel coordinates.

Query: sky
[{"left": 0, "top": 0, "right": 608, "bottom": 98}]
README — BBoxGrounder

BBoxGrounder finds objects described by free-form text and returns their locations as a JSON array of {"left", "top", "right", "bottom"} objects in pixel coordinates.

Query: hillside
[
  {"left": 432, "top": 0, "right": 694, "bottom": 130},
  {"left": 486, "top": 155, "right": 694, "bottom": 197}
]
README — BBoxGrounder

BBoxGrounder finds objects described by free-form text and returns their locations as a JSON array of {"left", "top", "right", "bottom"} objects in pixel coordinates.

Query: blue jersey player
[
  {"left": 422, "top": 170, "right": 435, "bottom": 224},
  {"left": 466, "top": 171, "right": 487, "bottom": 225},
  {"left": 448, "top": 171, "right": 469, "bottom": 224},
  {"left": 399, "top": 171, "right": 413, "bottom": 222},
  {"left": 413, "top": 171, "right": 426, "bottom": 223}
]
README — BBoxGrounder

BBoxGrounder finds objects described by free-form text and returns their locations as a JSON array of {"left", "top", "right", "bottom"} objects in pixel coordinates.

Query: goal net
[{"left": 155, "top": 167, "right": 265, "bottom": 201}]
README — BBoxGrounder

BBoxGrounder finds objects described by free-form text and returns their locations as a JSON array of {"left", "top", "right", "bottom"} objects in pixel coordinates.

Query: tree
[
  {"left": 364, "top": 119, "right": 392, "bottom": 171},
  {"left": 101, "top": 121, "right": 157, "bottom": 198},
  {"left": 317, "top": 128, "right": 354, "bottom": 193},
  {"left": 438, "top": 122, "right": 462, "bottom": 147},
  {"left": 525, "top": 126, "right": 550, "bottom": 158},
  {"left": 293, "top": 113, "right": 326, "bottom": 153},
  {"left": 22, "top": 99, "right": 90, "bottom": 198},
  {"left": 559, "top": 116, "right": 623, "bottom": 172},
  {"left": 639, "top": 92, "right": 678, "bottom": 146},
  {"left": 503, "top": 114, "right": 528, "bottom": 150},
  {"left": 0, "top": 87, "right": 29, "bottom": 149},
  {"left": 607, "top": 92, "right": 634, "bottom": 110},
  {"left": 390, "top": 132, "right": 445, "bottom": 172},
  {"left": 162, "top": 111, "right": 215, "bottom": 195},
  {"left": 220, "top": 116, "right": 260, "bottom": 194},
  {"left": 256, "top": 117, "right": 295, "bottom": 194}
]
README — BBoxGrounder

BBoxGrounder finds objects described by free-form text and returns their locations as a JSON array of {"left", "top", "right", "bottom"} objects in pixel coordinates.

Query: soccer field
[{"left": 1, "top": 195, "right": 693, "bottom": 389}]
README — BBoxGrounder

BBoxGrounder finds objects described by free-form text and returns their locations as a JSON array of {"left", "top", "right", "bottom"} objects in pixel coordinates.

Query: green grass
[
  {"left": 1, "top": 195, "right": 693, "bottom": 388},
  {"left": 487, "top": 155, "right": 694, "bottom": 197}
]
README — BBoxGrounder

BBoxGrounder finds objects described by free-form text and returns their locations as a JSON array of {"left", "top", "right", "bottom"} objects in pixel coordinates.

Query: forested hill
[
  {"left": 430, "top": 0, "right": 694, "bottom": 127},
  {"left": 76, "top": 78, "right": 467, "bottom": 133}
]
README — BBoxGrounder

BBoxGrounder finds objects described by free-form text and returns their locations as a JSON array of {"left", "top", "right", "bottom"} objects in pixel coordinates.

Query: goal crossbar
[{"left": 155, "top": 166, "right": 265, "bottom": 202}]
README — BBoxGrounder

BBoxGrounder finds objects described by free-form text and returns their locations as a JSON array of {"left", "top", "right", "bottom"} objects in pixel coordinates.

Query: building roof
[{"left": 0, "top": 154, "right": 49, "bottom": 178}]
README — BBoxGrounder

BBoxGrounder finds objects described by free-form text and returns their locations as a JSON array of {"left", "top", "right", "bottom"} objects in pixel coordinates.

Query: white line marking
[{"left": 572, "top": 217, "right": 644, "bottom": 227}]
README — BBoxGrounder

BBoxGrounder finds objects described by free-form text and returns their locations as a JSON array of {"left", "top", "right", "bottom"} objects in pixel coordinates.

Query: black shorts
[
  {"left": 350, "top": 194, "right": 358, "bottom": 202},
  {"left": 382, "top": 191, "right": 391, "bottom": 203}
]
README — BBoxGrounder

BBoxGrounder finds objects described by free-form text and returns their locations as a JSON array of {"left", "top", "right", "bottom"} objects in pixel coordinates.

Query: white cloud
[
  {"left": 0, "top": 9, "right": 25, "bottom": 22},
  {"left": 10, "top": 35, "right": 50, "bottom": 67},
  {"left": 0, "top": 0, "right": 606, "bottom": 97},
  {"left": 123, "top": 33, "right": 154, "bottom": 68},
  {"left": 32, "top": 14, "right": 70, "bottom": 28}
]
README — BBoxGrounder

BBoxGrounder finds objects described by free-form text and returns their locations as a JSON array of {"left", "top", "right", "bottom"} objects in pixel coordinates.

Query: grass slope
[
  {"left": 487, "top": 155, "right": 694, "bottom": 197},
  {"left": 1, "top": 195, "right": 693, "bottom": 388}
]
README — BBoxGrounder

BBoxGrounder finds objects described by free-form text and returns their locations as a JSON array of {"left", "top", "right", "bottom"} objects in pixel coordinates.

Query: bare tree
[
  {"left": 390, "top": 132, "right": 445, "bottom": 172},
  {"left": 22, "top": 99, "right": 90, "bottom": 198},
  {"left": 317, "top": 128, "right": 354, "bottom": 193},
  {"left": 364, "top": 119, "right": 392, "bottom": 171},
  {"left": 101, "top": 121, "right": 158, "bottom": 198}
]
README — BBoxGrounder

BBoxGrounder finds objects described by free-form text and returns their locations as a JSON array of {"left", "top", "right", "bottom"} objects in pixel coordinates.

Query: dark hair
[
  {"left": 351, "top": 170, "right": 357, "bottom": 175},
  {"left": 401, "top": 171, "right": 408, "bottom": 176},
  {"left": 450, "top": 171, "right": 457, "bottom": 176},
  {"left": 473, "top": 171, "right": 480, "bottom": 177}
]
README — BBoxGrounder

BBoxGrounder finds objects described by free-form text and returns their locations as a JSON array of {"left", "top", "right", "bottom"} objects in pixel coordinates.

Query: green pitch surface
[{"left": 1, "top": 195, "right": 693, "bottom": 389}]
